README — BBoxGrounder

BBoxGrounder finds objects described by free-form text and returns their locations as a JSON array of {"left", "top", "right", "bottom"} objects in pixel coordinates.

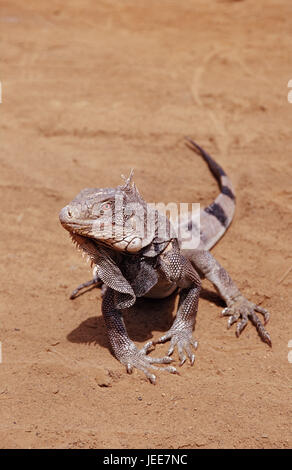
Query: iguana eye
[
  {"left": 92, "top": 202, "right": 110, "bottom": 217},
  {"left": 101, "top": 202, "right": 111, "bottom": 211}
]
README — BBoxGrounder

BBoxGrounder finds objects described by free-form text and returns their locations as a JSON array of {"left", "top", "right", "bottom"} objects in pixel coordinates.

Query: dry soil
[{"left": 1, "top": 0, "right": 292, "bottom": 449}]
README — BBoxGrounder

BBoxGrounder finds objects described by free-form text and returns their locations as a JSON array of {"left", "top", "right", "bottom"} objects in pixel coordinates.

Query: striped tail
[{"left": 179, "top": 138, "right": 236, "bottom": 251}]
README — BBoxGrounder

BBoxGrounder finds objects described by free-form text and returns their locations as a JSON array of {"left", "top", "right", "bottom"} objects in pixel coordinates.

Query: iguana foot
[
  {"left": 154, "top": 326, "right": 198, "bottom": 366},
  {"left": 222, "top": 296, "right": 271, "bottom": 346},
  {"left": 119, "top": 341, "right": 178, "bottom": 384}
]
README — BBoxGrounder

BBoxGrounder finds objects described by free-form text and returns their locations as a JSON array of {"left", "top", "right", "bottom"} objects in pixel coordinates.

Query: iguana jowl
[{"left": 59, "top": 138, "right": 271, "bottom": 383}]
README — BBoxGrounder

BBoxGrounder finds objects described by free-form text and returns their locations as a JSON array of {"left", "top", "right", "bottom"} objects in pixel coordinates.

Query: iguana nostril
[{"left": 59, "top": 206, "right": 73, "bottom": 224}]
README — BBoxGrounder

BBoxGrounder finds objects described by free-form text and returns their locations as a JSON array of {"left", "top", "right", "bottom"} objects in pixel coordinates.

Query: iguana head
[{"left": 59, "top": 172, "right": 157, "bottom": 254}]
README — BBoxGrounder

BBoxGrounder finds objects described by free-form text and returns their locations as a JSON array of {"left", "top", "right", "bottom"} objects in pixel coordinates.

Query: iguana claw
[
  {"left": 222, "top": 297, "right": 272, "bottom": 346},
  {"left": 119, "top": 341, "right": 178, "bottom": 384},
  {"left": 154, "top": 326, "right": 198, "bottom": 366}
]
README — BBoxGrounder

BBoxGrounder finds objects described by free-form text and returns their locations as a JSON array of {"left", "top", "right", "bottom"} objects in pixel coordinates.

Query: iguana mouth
[
  {"left": 59, "top": 208, "right": 93, "bottom": 232},
  {"left": 70, "top": 232, "right": 109, "bottom": 254}
]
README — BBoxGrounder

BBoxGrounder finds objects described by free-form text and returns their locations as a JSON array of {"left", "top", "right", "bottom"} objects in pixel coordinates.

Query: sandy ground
[{"left": 1, "top": 0, "right": 292, "bottom": 449}]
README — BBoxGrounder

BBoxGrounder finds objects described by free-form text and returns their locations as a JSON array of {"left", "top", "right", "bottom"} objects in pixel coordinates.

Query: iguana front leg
[
  {"left": 154, "top": 244, "right": 201, "bottom": 365},
  {"left": 102, "top": 287, "right": 177, "bottom": 383},
  {"left": 185, "top": 249, "right": 271, "bottom": 346},
  {"left": 155, "top": 286, "right": 200, "bottom": 365}
]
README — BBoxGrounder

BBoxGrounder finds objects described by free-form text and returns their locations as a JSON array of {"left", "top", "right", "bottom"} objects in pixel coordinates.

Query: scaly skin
[{"left": 59, "top": 138, "right": 271, "bottom": 383}]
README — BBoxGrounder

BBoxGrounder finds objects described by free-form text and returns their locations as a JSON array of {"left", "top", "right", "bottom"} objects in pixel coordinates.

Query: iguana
[{"left": 59, "top": 138, "right": 271, "bottom": 383}]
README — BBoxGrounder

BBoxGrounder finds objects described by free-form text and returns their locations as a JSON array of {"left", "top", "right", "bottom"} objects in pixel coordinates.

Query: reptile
[{"left": 59, "top": 138, "right": 271, "bottom": 383}]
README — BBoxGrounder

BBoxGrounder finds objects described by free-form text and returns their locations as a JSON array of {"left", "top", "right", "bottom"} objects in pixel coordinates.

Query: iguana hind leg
[
  {"left": 70, "top": 266, "right": 104, "bottom": 299},
  {"left": 184, "top": 249, "right": 272, "bottom": 346},
  {"left": 70, "top": 277, "right": 102, "bottom": 299}
]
